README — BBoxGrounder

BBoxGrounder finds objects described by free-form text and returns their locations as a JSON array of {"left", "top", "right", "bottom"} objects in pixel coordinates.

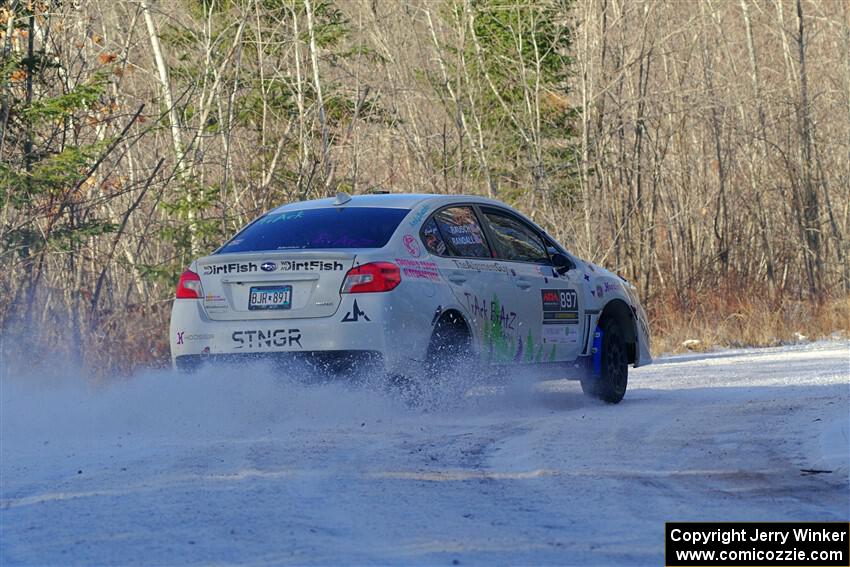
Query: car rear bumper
[
  {"left": 169, "top": 295, "right": 434, "bottom": 375},
  {"left": 175, "top": 350, "right": 384, "bottom": 375}
]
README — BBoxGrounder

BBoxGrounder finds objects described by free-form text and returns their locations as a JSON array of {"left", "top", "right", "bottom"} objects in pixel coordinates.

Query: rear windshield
[{"left": 218, "top": 207, "right": 410, "bottom": 253}]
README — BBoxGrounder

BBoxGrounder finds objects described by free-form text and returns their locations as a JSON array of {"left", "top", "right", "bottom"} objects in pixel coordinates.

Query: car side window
[
  {"left": 431, "top": 206, "right": 491, "bottom": 258},
  {"left": 544, "top": 237, "right": 562, "bottom": 257},
  {"left": 481, "top": 208, "right": 549, "bottom": 264},
  {"left": 421, "top": 217, "right": 447, "bottom": 256}
]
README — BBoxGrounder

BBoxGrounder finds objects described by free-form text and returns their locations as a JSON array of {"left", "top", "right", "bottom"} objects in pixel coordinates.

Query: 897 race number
[
  {"left": 542, "top": 289, "right": 577, "bottom": 311},
  {"left": 541, "top": 289, "right": 579, "bottom": 324}
]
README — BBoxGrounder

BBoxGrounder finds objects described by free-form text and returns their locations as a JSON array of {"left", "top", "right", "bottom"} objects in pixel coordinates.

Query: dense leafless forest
[{"left": 1, "top": 0, "right": 848, "bottom": 375}]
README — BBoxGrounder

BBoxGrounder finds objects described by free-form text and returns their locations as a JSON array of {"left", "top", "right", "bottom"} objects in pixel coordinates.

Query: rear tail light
[
  {"left": 341, "top": 262, "right": 401, "bottom": 293},
  {"left": 176, "top": 269, "right": 203, "bottom": 299}
]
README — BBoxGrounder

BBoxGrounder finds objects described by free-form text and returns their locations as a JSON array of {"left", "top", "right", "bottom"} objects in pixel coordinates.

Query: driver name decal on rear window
[
  {"left": 445, "top": 224, "right": 481, "bottom": 246},
  {"left": 433, "top": 207, "right": 490, "bottom": 258},
  {"left": 541, "top": 289, "right": 579, "bottom": 324}
]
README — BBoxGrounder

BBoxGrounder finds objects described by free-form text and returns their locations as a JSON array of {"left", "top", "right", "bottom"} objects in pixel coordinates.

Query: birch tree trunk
[
  {"left": 140, "top": 0, "right": 197, "bottom": 256},
  {"left": 304, "top": 0, "right": 331, "bottom": 193}
]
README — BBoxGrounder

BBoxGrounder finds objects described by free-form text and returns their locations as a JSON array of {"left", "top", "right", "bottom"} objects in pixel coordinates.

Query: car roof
[
  {"left": 269, "top": 192, "right": 510, "bottom": 213},
  {"left": 261, "top": 192, "right": 560, "bottom": 250}
]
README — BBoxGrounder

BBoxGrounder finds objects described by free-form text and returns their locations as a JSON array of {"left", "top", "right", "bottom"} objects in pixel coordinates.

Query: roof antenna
[{"left": 333, "top": 191, "right": 352, "bottom": 206}]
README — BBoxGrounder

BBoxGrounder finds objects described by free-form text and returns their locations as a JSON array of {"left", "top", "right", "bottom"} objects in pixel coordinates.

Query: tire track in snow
[{"left": 1, "top": 341, "right": 847, "bottom": 566}]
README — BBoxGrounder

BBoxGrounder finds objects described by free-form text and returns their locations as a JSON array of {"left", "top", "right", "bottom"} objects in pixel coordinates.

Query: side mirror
[{"left": 551, "top": 253, "right": 572, "bottom": 275}]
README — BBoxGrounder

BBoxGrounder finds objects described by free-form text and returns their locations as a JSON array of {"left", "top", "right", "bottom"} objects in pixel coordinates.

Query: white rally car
[{"left": 170, "top": 193, "right": 651, "bottom": 402}]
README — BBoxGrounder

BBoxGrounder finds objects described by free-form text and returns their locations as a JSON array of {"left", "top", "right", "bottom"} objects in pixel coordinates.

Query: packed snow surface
[{"left": 2, "top": 341, "right": 848, "bottom": 565}]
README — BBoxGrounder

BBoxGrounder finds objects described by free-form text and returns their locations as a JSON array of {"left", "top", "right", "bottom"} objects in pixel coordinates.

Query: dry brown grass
[
  {"left": 0, "top": 303, "right": 171, "bottom": 381},
  {"left": 82, "top": 304, "right": 172, "bottom": 379},
  {"left": 648, "top": 287, "right": 850, "bottom": 356},
  {"left": 3, "top": 290, "right": 847, "bottom": 379}
]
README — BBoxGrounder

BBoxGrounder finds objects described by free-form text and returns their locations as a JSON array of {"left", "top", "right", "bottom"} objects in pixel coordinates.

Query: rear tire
[
  {"left": 581, "top": 318, "right": 628, "bottom": 403},
  {"left": 426, "top": 317, "right": 472, "bottom": 376},
  {"left": 389, "top": 315, "right": 472, "bottom": 408}
]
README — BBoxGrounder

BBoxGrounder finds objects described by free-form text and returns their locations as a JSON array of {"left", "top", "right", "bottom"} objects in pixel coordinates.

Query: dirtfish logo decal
[
  {"left": 203, "top": 262, "right": 258, "bottom": 275},
  {"left": 278, "top": 260, "right": 344, "bottom": 271}
]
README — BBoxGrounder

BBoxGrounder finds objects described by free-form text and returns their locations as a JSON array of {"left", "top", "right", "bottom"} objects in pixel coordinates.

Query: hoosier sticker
[{"left": 543, "top": 325, "right": 578, "bottom": 343}]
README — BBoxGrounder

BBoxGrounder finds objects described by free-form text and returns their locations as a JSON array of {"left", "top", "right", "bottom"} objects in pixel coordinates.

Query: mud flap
[{"left": 586, "top": 326, "right": 603, "bottom": 380}]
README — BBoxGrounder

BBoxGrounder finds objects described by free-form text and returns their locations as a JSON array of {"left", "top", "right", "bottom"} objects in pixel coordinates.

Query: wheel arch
[
  {"left": 427, "top": 307, "right": 473, "bottom": 360},
  {"left": 599, "top": 298, "right": 637, "bottom": 364},
  {"left": 432, "top": 308, "right": 471, "bottom": 336}
]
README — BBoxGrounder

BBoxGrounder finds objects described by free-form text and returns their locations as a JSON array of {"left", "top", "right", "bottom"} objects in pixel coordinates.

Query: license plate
[{"left": 248, "top": 285, "right": 292, "bottom": 310}]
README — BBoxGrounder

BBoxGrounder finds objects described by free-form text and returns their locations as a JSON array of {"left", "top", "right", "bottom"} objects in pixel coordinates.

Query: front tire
[{"left": 581, "top": 318, "right": 628, "bottom": 403}]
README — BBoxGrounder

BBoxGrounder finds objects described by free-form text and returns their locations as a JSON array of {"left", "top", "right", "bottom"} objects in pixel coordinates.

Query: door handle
[
  {"left": 448, "top": 272, "right": 467, "bottom": 284},
  {"left": 515, "top": 278, "right": 532, "bottom": 290}
]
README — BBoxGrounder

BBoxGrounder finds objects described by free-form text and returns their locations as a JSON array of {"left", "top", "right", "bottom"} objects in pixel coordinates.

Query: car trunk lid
[{"left": 197, "top": 251, "right": 355, "bottom": 320}]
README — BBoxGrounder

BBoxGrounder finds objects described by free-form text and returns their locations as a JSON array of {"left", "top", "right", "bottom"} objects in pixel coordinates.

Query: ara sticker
[{"left": 541, "top": 289, "right": 579, "bottom": 324}]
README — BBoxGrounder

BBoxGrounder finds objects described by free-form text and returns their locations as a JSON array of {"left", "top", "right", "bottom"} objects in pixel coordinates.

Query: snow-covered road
[{"left": 2, "top": 342, "right": 848, "bottom": 565}]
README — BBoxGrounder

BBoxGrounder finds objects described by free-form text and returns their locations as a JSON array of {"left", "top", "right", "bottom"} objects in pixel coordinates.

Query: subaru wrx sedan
[{"left": 170, "top": 193, "right": 651, "bottom": 402}]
